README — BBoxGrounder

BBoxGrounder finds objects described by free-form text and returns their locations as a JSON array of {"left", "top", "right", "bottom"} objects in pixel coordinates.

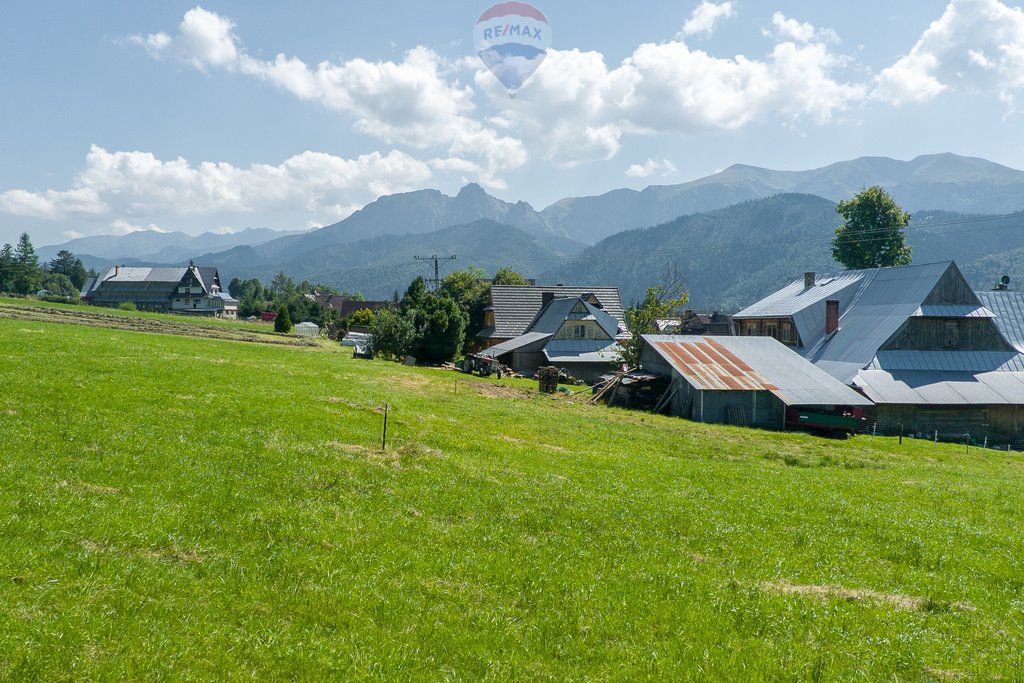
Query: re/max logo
[{"left": 481, "top": 23, "right": 544, "bottom": 41}]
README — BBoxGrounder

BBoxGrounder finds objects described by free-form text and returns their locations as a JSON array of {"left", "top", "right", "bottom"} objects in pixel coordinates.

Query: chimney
[
  {"left": 114, "top": 265, "right": 119, "bottom": 277},
  {"left": 826, "top": 299, "right": 840, "bottom": 336},
  {"left": 541, "top": 292, "right": 555, "bottom": 308},
  {"left": 804, "top": 272, "right": 816, "bottom": 288}
]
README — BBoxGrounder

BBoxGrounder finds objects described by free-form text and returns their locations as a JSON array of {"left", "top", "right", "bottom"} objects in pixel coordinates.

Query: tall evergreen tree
[
  {"left": 13, "top": 233, "right": 41, "bottom": 294},
  {"left": 0, "top": 243, "right": 14, "bottom": 292},
  {"left": 48, "top": 249, "right": 88, "bottom": 290}
]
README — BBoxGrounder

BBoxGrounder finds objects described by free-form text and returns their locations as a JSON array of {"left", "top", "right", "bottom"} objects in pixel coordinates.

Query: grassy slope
[{"left": 1, "top": 316, "right": 1024, "bottom": 679}]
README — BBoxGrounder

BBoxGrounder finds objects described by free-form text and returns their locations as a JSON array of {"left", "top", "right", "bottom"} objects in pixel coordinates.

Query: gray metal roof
[
  {"left": 736, "top": 262, "right": 965, "bottom": 384},
  {"left": 913, "top": 305, "right": 994, "bottom": 318},
  {"left": 98, "top": 266, "right": 187, "bottom": 284},
  {"left": 544, "top": 339, "right": 621, "bottom": 363},
  {"left": 642, "top": 335, "right": 872, "bottom": 407},
  {"left": 481, "top": 285, "right": 625, "bottom": 339},
  {"left": 479, "top": 332, "right": 552, "bottom": 356},
  {"left": 855, "top": 369, "right": 1024, "bottom": 405},
  {"left": 977, "top": 290, "right": 1024, "bottom": 352},
  {"left": 527, "top": 297, "right": 623, "bottom": 339},
  {"left": 871, "top": 350, "right": 1024, "bottom": 372}
]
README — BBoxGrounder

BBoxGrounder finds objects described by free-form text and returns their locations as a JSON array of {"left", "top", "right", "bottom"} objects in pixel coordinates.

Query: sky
[{"left": 2, "top": 0, "right": 1024, "bottom": 247}]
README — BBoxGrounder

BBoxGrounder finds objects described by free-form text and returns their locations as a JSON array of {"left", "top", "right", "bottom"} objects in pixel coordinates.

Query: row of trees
[
  {"left": 0, "top": 233, "right": 90, "bottom": 301},
  {"left": 371, "top": 266, "right": 529, "bottom": 364},
  {"left": 228, "top": 272, "right": 362, "bottom": 327}
]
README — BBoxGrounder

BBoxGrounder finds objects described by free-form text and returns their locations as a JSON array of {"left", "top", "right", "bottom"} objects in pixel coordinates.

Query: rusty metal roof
[
  {"left": 642, "top": 335, "right": 873, "bottom": 406},
  {"left": 650, "top": 337, "right": 777, "bottom": 392}
]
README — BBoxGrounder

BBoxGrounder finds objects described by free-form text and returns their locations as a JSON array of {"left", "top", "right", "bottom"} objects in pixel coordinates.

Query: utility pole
[{"left": 413, "top": 254, "right": 456, "bottom": 292}]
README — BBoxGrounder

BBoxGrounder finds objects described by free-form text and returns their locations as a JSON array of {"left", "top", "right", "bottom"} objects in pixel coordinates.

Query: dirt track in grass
[{"left": 0, "top": 302, "right": 314, "bottom": 346}]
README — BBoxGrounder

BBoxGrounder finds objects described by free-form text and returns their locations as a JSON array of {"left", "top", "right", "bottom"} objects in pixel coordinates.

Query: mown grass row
[{"left": 1, "top": 316, "right": 1023, "bottom": 679}]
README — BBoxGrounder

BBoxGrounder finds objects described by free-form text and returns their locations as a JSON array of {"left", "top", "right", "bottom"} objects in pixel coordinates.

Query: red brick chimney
[{"left": 826, "top": 299, "right": 840, "bottom": 335}]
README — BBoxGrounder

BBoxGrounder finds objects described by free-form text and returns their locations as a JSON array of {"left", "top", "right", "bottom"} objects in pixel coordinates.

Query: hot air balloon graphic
[{"left": 473, "top": 2, "right": 551, "bottom": 96}]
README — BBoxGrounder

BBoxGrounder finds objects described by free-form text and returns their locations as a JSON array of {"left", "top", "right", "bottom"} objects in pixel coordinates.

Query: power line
[{"left": 413, "top": 254, "right": 456, "bottom": 291}]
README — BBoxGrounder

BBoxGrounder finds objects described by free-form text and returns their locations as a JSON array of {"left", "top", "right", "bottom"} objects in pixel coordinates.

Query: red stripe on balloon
[{"left": 477, "top": 2, "right": 548, "bottom": 23}]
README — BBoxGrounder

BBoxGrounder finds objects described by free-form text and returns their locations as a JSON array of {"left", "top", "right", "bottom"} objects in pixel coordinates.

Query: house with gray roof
[
  {"left": 82, "top": 263, "right": 238, "bottom": 318},
  {"left": 639, "top": 335, "right": 871, "bottom": 431},
  {"left": 477, "top": 285, "right": 626, "bottom": 348},
  {"left": 479, "top": 294, "right": 628, "bottom": 382},
  {"left": 734, "top": 261, "right": 1024, "bottom": 444}
]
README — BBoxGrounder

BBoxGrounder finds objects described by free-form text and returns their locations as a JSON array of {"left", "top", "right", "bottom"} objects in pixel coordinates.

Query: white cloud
[
  {"left": 62, "top": 230, "right": 84, "bottom": 240},
  {"left": 680, "top": 2, "right": 736, "bottom": 38},
  {"left": 764, "top": 12, "right": 840, "bottom": 44},
  {"left": 874, "top": 0, "right": 1024, "bottom": 107},
  {"left": 625, "top": 158, "right": 678, "bottom": 178},
  {"left": 129, "top": 6, "right": 867, "bottom": 172},
  {"left": 128, "top": 7, "right": 237, "bottom": 70},
  {"left": 130, "top": 8, "right": 525, "bottom": 186},
  {"left": 0, "top": 145, "right": 432, "bottom": 222},
  {"left": 494, "top": 38, "right": 864, "bottom": 166}
]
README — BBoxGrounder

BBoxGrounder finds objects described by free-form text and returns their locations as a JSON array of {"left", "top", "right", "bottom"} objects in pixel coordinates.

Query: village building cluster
[
  {"left": 471, "top": 261, "right": 1024, "bottom": 446},
  {"left": 80, "top": 257, "right": 1024, "bottom": 445}
]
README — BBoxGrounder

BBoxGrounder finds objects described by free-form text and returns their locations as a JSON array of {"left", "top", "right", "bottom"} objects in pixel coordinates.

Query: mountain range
[{"left": 40, "top": 153, "right": 1024, "bottom": 310}]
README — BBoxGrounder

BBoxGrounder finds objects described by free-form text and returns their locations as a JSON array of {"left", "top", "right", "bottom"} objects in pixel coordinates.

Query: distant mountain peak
[{"left": 455, "top": 182, "right": 488, "bottom": 199}]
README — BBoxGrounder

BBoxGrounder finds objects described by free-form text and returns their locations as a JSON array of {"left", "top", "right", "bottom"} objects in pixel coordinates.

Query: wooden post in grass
[
  {"left": 899, "top": 420, "right": 903, "bottom": 445},
  {"left": 382, "top": 403, "right": 389, "bottom": 451}
]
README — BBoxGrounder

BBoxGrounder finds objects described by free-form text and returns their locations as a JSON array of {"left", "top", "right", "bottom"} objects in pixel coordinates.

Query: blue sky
[{"left": 1, "top": 0, "right": 1023, "bottom": 247}]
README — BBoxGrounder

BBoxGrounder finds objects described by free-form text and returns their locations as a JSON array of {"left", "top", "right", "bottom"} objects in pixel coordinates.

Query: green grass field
[{"left": 2, "top": 310, "right": 1024, "bottom": 680}]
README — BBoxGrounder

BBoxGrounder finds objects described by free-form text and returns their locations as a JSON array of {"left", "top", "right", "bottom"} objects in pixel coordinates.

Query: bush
[
  {"left": 350, "top": 307, "right": 375, "bottom": 327},
  {"left": 118, "top": 301, "right": 137, "bottom": 311},
  {"left": 274, "top": 305, "right": 293, "bottom": 333},
  {"left": 369, "top": 307, "right": 416, "bottom": 360}
]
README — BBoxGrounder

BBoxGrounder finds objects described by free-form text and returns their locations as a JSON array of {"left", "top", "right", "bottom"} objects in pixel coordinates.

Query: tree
[
  {"left": 270, "top": 271, "right": 295, "bottom": 298},
  {"left": 441, "top": 267, "right": 489, "bottom": 348},
  {"left": 13, "top": 233, "right": 41, "bottom": 295},
  {"left": 832, "top": 186, "right": 912, "bottom": 269},
  {"left": 48, "top": 250, "right": 88, "bottom": 290},
  {"left": 274, "top": 305, "right": 293, "bottom": 333},
  {"left": 618, "top": 267, "right": 689, "bottom": 368},
  {"left": 40, "top": 272, "right": 79, "bottom": 302},
  {"left": 370, "top": 307, "right": 416, "bottom": 360},
  {"left": 492, "top": 266, "right": 528, "bottom": 286},
  {"left": 349, "top": 307, "right": 375, "bottom": 327},
  {"left": 400, "top": 276, "right": 429, "bottom": 316},
  {"left": 0, "top": 243, "right": 14, "bottom": 292},
  {"left": 414, "top": 294, "right": 468, "bottom": 363}
]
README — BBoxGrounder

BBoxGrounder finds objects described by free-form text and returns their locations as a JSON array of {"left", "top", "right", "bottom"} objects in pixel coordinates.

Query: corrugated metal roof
[
  {"left": 735, "top": 262, "right": 958, "bottom": 384},
  {"left": 544, "top": 339, "right": 620, "bottom": 363},
  {"left": 642, "top": 335, "right": 872, "bottom": 406},
  {"left": 480, "top": 332, "right": 552, "bottom": 356},
  {"left": 733, "top": 271, "right": 864, "bottom": 318},
  {"left": 483, "top": 285, "right": 625, "bottom": 338},
  {"left": 855, "top": 369, "right": 1024, "bottom": 405},
  {"left": 912, "top": 305, "right": 995, "bottom": 318},
  {"left": 871, "top": 350, "right": 1024, "bottom": 372},
  {"left": 978, "top": 291, "right": 1024, "bottom": 352}
]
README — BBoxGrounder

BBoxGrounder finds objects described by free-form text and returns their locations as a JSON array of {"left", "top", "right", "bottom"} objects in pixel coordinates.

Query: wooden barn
[
  {"left": 733, "top": 261, "right": 1024, "bottom": 445},
  {"left": 639, "top": 335, "right": 871, "bottom": 431}
]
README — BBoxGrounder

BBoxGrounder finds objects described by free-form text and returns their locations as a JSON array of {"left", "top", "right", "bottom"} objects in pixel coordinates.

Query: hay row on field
[{"left": 0, "top": 303, "right": 314, "bottom": 346}]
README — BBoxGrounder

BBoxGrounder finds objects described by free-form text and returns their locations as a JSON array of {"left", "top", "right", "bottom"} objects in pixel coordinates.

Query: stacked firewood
[{"left": 536, "top": 366, "right": 560, "bottom": 393}]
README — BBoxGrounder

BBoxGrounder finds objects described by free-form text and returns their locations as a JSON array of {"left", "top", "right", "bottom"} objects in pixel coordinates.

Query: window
[
  {"left": 573, "top": 324, "right": 586, "bottom": 339},
  {"left": 766, "top": 324, "right": 777, "bottom": 339},
  {"left": 781, "top": 324, "right": 791, "bottom": 342},
  {"left": 944, "top": 321, "right": 960, "bottom": 349}
]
